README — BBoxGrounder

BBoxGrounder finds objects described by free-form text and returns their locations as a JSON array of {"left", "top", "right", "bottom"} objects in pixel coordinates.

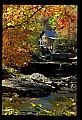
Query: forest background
[{"left": 2, "top": 5, "right": 77, "bottom": 68}]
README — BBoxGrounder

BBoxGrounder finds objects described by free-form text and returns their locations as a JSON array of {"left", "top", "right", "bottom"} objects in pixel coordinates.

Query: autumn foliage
[
  {"left": 2, "top": 28, "right": 32, "bottom": 67},
  {"left": 2, "top": 5, "right": 77, "bottom": 67}
]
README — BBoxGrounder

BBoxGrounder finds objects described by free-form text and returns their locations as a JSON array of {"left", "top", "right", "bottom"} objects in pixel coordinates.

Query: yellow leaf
[
  {"left": 31, "top": 103, "right": 36, "bottom": 107},
  {"left": 7, "top": 23, "right": 12, "bottom": 26}
]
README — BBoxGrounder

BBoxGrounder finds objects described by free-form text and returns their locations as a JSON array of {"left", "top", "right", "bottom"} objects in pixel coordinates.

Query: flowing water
[{"left": 9, "top": 92, "right": 76, "bottom": 115}]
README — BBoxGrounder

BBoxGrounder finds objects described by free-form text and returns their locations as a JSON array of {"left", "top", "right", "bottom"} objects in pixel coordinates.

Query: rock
[
  {"left": 60, "top": 62, "right": 77, "bottom": 75},
  {"left": 50, "top": 53, "right": 75, "bottom": 61},
  {"left": 2, "top": 77, "right": 53, "bottom": 97},
  {"left": 20, "top": 57, "right": 77, "bottom": 77},
  {"left": 20, "top": 110, "right": 39, "bottom": 115},
  {"left": 61, "top": 75, "right": 77, "bottom": 82},
  {"left": 52, "top": 75, "right": 77, "bottom": 90},
  {"left": 2, "top": 71, "right": 62, "bottom": 97},
  {"left": 59, "top": 87, "right": 77, "bottom": 93},
  {"left": 70, "top": 56, "right": 77, "bottom": 60},
  {"left": 30, "top": 73, "right": 51, "bottom": 84},
  {"left": 2, "top": 67, "right": 60, "bottom": 97},
  {"left": 2, "top": 65, "right": 77, "bottom": 97},
  {"left": 2, "top": 67, "right": 16, "bottom": 79}
]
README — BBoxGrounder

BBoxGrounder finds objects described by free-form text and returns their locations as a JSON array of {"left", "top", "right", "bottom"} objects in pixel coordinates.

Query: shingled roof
[{"left": 43, "top": 30, "right": 58, "bottom": 38}]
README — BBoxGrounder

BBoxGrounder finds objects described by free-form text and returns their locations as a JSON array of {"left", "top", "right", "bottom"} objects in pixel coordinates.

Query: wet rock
[
  {"left": 2, "top": 77, "right": 53, "bottom": 97},
  {"left": 58, "top": 87, "right": 77, "bottom": 93},
  {"left": 50, "top": 75, "right": 77, "bottom": 90},
  {"left": 61, "top": 75, "right": 77, "bottom": 82},
  {"left": 50, "top": 53, "right": 75, "bottom": 61},
  {"left": 69, "top": 56, "right": 77, "bottom": 60},
  {"left": 20, "top": 58, "right": 77, "bottom": 77},
  {"left": 30, "top": 73, "right": 51, "bottom": 84},
  {"left": 2, "top": 65, "right": 77, "bottom": 97},
  {"left": 20, "top": 110, "right": 39, "bottom": 115}
]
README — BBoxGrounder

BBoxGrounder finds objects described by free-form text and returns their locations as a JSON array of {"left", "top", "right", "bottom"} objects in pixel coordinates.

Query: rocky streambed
[
  {"left": 2, "top": 71, "right": 77, "bottom": 97},
  {"left": 2, "top": 55, "right": 77, "bottom": 97},
  {"left": 2, "top": 54, "right": 77, "bottom": 115},
  {"left": 2, "top": 70, "right": 77, "bottom": 116}
]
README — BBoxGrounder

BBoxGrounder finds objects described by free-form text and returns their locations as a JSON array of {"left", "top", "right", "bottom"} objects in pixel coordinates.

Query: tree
[
  {"left": 2, "top": 5, "right": 77, "bottom": 67},
  {"left": 2, "top": 5, "right": 45, "bottom": 67},
  {"left": 48, "top": 5, "right": 77, "bottom": 40}
]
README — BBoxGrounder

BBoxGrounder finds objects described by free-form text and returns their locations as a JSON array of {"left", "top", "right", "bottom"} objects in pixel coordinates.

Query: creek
[
  {"left": 15, "top": 60, "right": 77, "bottom": 115},
  {"left": 8, "top": 90, "right": 76, "bottom": 115},
  {"left": 2, "top": 54, "right": 77, "bottom": 115}
]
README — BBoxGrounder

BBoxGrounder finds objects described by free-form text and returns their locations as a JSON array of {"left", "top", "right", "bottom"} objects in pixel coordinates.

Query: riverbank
[
  {"left": 2, "top": 91, "right": 77, "bottom": 116},
  {"left": 2, "top": 67, "right": 77, "bottom": 116}
]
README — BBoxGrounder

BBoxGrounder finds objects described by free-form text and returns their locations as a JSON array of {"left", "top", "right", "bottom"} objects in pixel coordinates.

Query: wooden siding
[
  {"left": 42, "top": 33, "right": 48, "bottom": 46},
  {"left": 41, "top": 33, "right": 54, "bottom": 50}
]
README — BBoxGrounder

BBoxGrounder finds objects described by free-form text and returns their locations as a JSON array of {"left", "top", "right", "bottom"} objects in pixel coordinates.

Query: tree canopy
[{"left": 2, "top": 5, "right": 77, "bottom": 67}]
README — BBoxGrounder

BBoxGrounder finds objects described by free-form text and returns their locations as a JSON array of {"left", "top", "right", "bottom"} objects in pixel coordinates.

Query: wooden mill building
[{"left": 38, "top": 30, "right": 58, "bottom": 52}]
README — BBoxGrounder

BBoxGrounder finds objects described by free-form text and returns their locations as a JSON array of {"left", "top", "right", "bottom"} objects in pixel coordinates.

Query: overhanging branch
[{"left": 3, "top": 5, "right": 45, "bottom": 30}]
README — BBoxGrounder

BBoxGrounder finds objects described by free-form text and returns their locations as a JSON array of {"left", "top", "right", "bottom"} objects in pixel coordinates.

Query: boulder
[
  {"left": 2, "top": 65, "right": 77, "bottom": 97},
  {"left": 30, "top": 73, "right": 51, "bottom": 84},
  {"left": 2, "top": 77, "right": 53, "bottom": 97}
]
